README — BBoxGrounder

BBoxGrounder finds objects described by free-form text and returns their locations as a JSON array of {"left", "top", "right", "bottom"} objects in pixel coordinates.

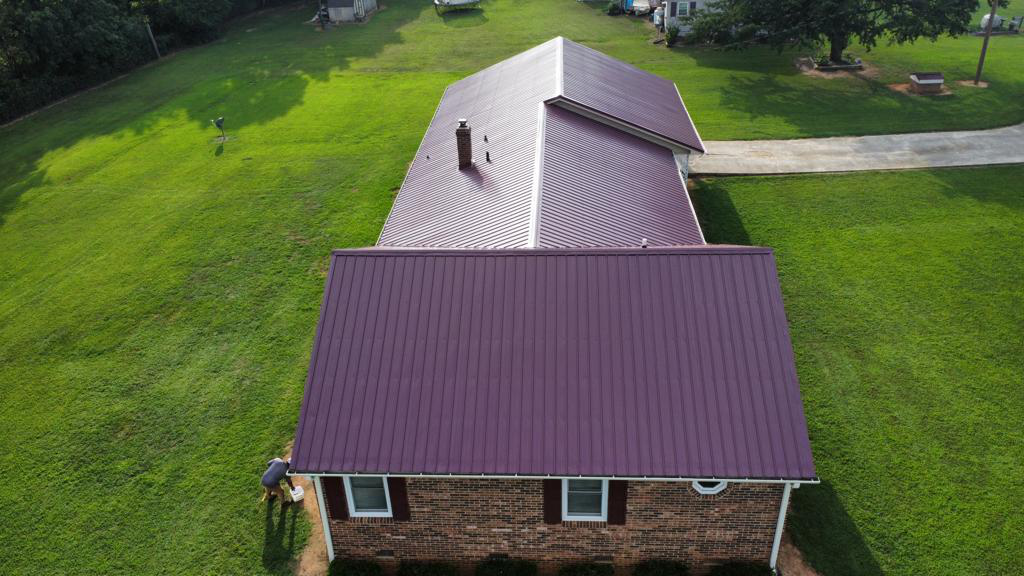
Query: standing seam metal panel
[{"left": 290, "top": 247, "right": 817, "bottom": 481}]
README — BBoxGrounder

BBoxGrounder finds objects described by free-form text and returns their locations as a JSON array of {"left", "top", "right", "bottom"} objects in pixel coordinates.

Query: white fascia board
[
  {"left": 527, "top": 102, "right": 547, "bottom": 248},
  {"left": 674, "top": 152, "right": 706, "bottom": 244},
  {"left": 674, "top": 82, "right": 706, "bottom": 155},
  {"left": 296, "top": 471, "right": 820, "bottom": 486}
]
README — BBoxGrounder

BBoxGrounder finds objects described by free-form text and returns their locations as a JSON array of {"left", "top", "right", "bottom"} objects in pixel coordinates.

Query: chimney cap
[{"left": 458, "top": 118, "right": 469, "bottom": 127}]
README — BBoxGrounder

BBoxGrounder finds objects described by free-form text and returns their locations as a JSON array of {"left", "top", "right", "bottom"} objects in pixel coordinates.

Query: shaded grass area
[
  {"left": 1, "top": 0, "right": 1023, "bottom": 574},
  {"left": 691, "top": 166, "right": 1024, "bottom": 576},
  {"left": 575, "top": 0, "right": 1024, "bottom": 139}
]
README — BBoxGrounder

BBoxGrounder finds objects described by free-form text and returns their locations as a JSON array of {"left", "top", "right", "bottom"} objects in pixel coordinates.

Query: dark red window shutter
[
  {"left": 607, "top": 480, "right": 628, "bottom": 525},
  {"left": 388, "top": 477, "right": 411, "bottom": 521},
  {"left": 543, "top": 479, "right": 562, "bottom": 524},
  {"left": 321, "top": 476, "right": 348, "bottom": 520},
  {"left": 669, "top": 2, "right": 677, "bottom": 17},
  {"left": 688, "top": 1, "right": 697, "bottom": 12}
]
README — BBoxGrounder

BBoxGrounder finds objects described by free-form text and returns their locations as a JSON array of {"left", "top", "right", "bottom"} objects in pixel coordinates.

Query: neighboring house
[
  {"left": 290, "top": 38, "right": 817, "bottom": 575},
  {"left": 661, "top": 0, "right": 701, "bottom": 32},
  {"left": 325, "top": 0, "right": 377, "bottom": 22}
]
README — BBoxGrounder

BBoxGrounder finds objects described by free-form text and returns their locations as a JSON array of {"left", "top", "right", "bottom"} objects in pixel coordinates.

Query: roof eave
[{"left": 288, "top": 469, "right": 821, "bottom": 485}]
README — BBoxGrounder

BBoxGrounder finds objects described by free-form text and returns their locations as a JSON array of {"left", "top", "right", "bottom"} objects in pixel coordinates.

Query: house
[
  {"left": 660, "top": 1, "right": 701, "bottom": 33},
  {"left": 377, "top": 38, "right": 704, "bottom": 249},
  {"left": 325, "top": 0, "right": 377, "bottom": 22},
  {"left": 290, "top": 38, "right": 817, "bottom": 575}
]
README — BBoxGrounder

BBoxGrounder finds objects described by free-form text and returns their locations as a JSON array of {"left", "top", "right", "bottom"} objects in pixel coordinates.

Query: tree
[{"left": 689, "top": 0, "right": 998, "bottom": 63}]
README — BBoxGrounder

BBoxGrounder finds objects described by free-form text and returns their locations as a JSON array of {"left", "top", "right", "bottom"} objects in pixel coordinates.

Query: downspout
[
  {"left": 769, "top": 482, "right": 793, "bottom": 572},
  {"left": 313, "top": 476, "right": 337, "bottom": 562}
]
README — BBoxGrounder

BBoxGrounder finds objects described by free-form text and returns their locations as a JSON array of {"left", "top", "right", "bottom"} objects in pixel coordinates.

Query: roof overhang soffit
[{"left": 544, "top": 96, "right": 703, "bottom": 155}]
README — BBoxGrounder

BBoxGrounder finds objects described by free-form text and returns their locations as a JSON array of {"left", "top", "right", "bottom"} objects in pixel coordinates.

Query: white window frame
[
  {"left": 679, "top": 1, "right": 690, "bottom": 16},
  {"left": 692, "top": 480, "right": 728, "bottom": 495},
  {"left": 562, "top": 479, "right": 608, "bottom": 521},
  {"left": 343, "top": 475, "right": 393, "bottom": 518}
]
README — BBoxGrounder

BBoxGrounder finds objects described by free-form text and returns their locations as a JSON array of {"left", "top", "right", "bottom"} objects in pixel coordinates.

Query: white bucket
[{"left": 290, "top": 486, "right": 305, "bottom": 502}]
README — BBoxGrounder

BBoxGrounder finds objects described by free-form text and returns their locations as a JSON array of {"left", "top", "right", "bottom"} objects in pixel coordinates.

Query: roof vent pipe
[
  {"left": 456, "top": 119, "right": 472, "bottom": 169},
  {"left": 641, "top": 238, "right": 648, "bottom": 248}
]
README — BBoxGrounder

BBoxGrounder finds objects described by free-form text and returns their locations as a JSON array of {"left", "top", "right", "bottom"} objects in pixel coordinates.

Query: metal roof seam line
[{"left": 292, "top": 249, "right": 816, "bottom": 480}]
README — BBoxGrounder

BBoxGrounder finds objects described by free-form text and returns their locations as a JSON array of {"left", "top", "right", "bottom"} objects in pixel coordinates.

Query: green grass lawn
[
  {"left": 0, "top": 1, "right": 1022, "bottom": 574},
  {"left": 692, "top": 166, "right": 1024, "bottom": 576}
]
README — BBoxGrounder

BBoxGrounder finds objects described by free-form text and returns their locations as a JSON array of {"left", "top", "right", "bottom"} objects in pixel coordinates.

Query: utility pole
[{"left": 974, "top": 0, "right": 998, "bottom": 85}]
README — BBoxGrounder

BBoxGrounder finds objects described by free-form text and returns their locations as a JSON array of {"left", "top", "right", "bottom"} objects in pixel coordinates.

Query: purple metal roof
[
  {"left": 290, "top": 247, "right": 817, "bottom": 481},
  {"left": 377, "top": 41, "right": 557, "bottom": 248},
  {"left": 538, "top": 106, "right": 704, "bottom": 247},
  {"left": 558, "top": 38, "right": 704, "bottom": 153},
  {"left": 377, "top": 38, "right": 705, "bottom": 249}
]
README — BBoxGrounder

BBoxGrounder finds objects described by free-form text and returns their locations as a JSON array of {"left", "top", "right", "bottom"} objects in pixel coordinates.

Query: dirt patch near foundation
[
  {"left": 777, "top": 531, "right": 822, "bottom": 576},
  {"left": 282, "top": 445, "right": 330, "bottom": 576}
]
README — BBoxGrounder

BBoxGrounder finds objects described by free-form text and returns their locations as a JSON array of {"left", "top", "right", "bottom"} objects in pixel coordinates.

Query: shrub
[
  {"left": 559, "top": 563, "right": 614, "bottom": 576},
  {"left": 329, "top": 559, "right": 384, "bottom": 576},
  {"left": 707, "top": 563, "right": 773, "bottom": 576},
  {"left": 607, "top": 1, "right": 622, "bottom": 15},
  {"left": 665, "top": 25, "right": 681, "bottom": 45},
  {"left": 476, "top": 559, "right": 538, "bottom": 576},
  {"left": 399, "top": 561, "right": 461, "bottom": 576},
  {"left": 632, "top": 560, "right": 690, "bottom": 576}
]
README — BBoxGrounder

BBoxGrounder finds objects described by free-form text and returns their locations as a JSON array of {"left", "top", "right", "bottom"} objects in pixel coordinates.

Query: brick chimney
[{"left": 456, "top": 119, "right": 472, "bottom": 169}]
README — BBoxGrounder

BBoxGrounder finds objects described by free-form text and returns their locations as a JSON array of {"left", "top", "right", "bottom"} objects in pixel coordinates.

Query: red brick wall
[{"left": 324, "top": 478, "right": 784, "bottom": 574}]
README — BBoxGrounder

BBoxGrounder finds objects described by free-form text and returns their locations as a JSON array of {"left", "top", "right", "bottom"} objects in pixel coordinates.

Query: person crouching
[{"left": 261, "top": 457, "right": 295, "bottom": 504}]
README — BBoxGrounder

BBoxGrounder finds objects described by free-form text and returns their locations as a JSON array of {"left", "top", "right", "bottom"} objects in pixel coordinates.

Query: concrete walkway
[{"left": 690, "top": 122, "right": 1024, "bottom": 175}]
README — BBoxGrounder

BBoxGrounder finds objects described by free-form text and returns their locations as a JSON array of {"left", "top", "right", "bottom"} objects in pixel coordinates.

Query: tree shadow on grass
[
  {"left": 441, "top": 7, "right": 488, "bottom": 28},
  {"left": 675, "top": 44, "right": 806, "bottom": 75},
  {"left": 0, "top": 0, "right": 423, "bottom": 228},
  {"left": 927, "top": 164, "right": 1024, "bottom": 209},
  {"left": 262, "top": 501, "right": 303, "bottom": 574},
  {"left": 789, "top": 481, "right": 884, "bottom": 576},
  {"left": 688, "top": 177, "right": 753, "bottom": 245}
]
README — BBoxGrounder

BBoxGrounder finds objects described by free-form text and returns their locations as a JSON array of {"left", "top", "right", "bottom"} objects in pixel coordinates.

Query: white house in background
[
  {"left": 325, "top": 0, "right": 377, "bottom": 22},
  {"left": 654, "top": 0, "right": 702, "bottom": 32}
]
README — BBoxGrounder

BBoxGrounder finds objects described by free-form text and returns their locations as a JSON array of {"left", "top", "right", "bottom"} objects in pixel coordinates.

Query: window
[
  {"left": 562, "top": 479, "right": 608, "bottom": 521},
  {"left": 692, "top": 480, "right": 728, "bottom": 495},
  {"left": 679, "top": 1, "right": 689, "bottom": 16},
  {"left": 344, "top": 476, "right": 392, "bottom": 517}
]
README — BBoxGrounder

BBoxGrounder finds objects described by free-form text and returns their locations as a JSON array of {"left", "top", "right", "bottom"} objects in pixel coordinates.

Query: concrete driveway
[{"left": 690, "top": 122, "right": 1024, "bottom": 175}]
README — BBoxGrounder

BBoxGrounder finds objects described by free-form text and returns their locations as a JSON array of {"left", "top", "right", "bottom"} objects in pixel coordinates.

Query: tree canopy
[
  {"left": 688, "top": 0, "right": 997, "bottom": 62},
  {"left": 0, "top": 0, "right": 282, "bottom": 123}
]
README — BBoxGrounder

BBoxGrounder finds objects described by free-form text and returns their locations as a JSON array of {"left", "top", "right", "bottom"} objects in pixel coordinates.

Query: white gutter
[
  {"left": 527, "top": 101, "right": 547, "bottom": 248},
  {"left": 313, "top": 476, "right": 337, "bottom": 562},
  {"left": 769, "top": 482, "right": 793, "bottom": 570},
  {"left": 293, "top": 471, "right": 819, "bottom": 487},
  {"left": 555, "top": 37, "right": 565, "bottom": 97},
  {"left": 674, "top": 153, "right": 706, "bottom": 244}
]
